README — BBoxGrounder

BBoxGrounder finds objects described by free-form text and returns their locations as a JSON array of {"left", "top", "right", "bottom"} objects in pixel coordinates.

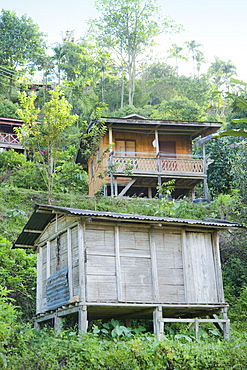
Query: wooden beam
[
  {"left": 114, "top": 177, "right": 118, "bottom": 196},
  {"left": 181, "top": 230, "right": 189, "bottom": 303},
  {"left": 36, "top": 209, "right": 53, "bottom": 214},
  {"left": 109, "top": 126, "right": 113, "bottom": 145},
  {"left": 67, "top": 228, "right": 73, "bottom": 299},
  {"left": 222, "top": 307, "right": 230, "bottom": 341},
  {"left": 153, "top": 306, "right": 164, "bottom": 340},
  {"left": 54, "top": 313, "right": 63, "bottom": 334},
  {"left": 24, "top": 229, "right": 42, "bottom": 233},
  {"left": 212, "top": 231, "right": 225, "bottom": 302},
  {"left": 149, "top": 227, "right": 159, "bottom": 301},
  {"left": 78, "top": 223, "right": 86, "bottom": 303},
  {"left": 46, "top": 241, "right": 51, "bottom": 279},
  {"left": 115, "top": 226, "right": 122, "bottom": 301},
  {"left": 13, "top": 244, "right": 34, "bottom": 249},
  {"left": 161, "top": 318, "right": 229, "bottom": 323},
  {"left": 36, "top": 246, "right": 43, "bottom": 314},
  {"left": 118, "top": 179, "right": 136, "bottom": 196},
  {"left": 78, "top": 305, "right": 88, "bottom": 334},
  {"left": 154, "top": 129, "right": 159, "bottom": 154}
]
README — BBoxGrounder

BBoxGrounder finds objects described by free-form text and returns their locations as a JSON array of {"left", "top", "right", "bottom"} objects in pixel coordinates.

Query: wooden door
[
  {"left": 154, "top": 229, "right": 185, "bottom": 303},
  {"left": 159, "top": 141, "right": 176, "bottom": 170},
  {"left": 183, "top": 232, "right": 218, "bottom": 303},
  {"left": 159, "top": 141, "right": 176, "bottom": 158}
]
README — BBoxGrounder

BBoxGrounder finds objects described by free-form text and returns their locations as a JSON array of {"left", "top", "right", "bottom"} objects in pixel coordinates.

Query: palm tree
[
  {"left": 184, "top": 40, "right": 203, "bottom": 78},
  {"left": 208, "top": 57, "right": 237, "bottom": 90},
  {"left": 195, "top": 50, "right": 206, "bottom": 77},
  {"left": 167, "top": 44, "right": 188, "bottom": 75}
]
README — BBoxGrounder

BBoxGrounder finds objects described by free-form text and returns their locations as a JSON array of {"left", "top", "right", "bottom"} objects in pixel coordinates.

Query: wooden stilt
[
  {"left": 34, "top": 320, "right": 41, "bottom": 330},
  {"left": 222, "top": 308, "right": 230, "bottom": 341},
  {"left": 153, "top": 306, "right": 164, "bottom": 340},
  {"left": 78, "top": 305, "right": 88, "bottom": 334},
  {"left": 54, "top": 313, "right": 63, "bottom": 334},
  {"left": 114, "top": 178, "right": 118, "bottom": 196},
  {"left": 191, "top": 187, "right": 196, "bottom": 201},
  {"left": 194, "top": 318, "right": 199, "bottom": 339}
]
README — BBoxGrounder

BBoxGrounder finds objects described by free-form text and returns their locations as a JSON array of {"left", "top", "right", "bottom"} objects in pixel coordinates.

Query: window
[{"left": 115, "top": 139, "right": 136, "bottom": 156}]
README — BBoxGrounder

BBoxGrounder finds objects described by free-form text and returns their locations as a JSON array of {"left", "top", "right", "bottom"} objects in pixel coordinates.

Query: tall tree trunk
[
  {"left": 101, "top": 68, "right": 105, "bottom": 103},
  {"left": 128, "top": 54, "right": 136, "bottom": 106},
  {"left": 121, "top": 76, "right": 125, "bottom": 109}
]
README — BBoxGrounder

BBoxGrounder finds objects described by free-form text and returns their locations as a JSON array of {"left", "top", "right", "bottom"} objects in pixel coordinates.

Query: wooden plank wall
[
  {"left": 154, "top": 228, "right": 185, "bottom": 303},
  {"left": 71, "top": 226, "right": 79, "bottom": 297},
  {"left": 38, "top": 217, "right": 223, "bottom": 314},
  {"left": 118, "top": 225, "right": 153, "bottom": 302},
  {"left": 85, "top": 224, "right": 117, "bottom": 301}
]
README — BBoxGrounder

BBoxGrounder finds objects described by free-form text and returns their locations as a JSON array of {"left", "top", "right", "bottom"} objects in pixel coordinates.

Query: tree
[
  {"left": 0, "top": 99, "right": 20, "bottom": 118},
  {"left": 167, "top": 44, "right": 187, "bottom": 75},
  {"left": 151, "top": 97, "right": 206, "bottom": 121},
  {"left": 16, "top": 88, "right": 77, "bottom": 204},
  {"left": 215, "top": 78, "right": 247, "bottom": 138},
  {"left": 184, "top": 40, "right": 203, "bottom": 78},
  {"left": 0, "top": 9, "right": 46, "bottom": 97},
  {"left": 211, "top": 79, "right": 247, "bottom": 200},
  {"left": 89, "top": 0, "right": 181, "bottom": 106},
  {"left": 208, "top": 57, "right": 237, "bottom": 90},
  {"left": 0, "top": 236, "right": 36, "bottom": 321},
  {"left": 194, "top": 50, "right": 206, "bottom": 77}
]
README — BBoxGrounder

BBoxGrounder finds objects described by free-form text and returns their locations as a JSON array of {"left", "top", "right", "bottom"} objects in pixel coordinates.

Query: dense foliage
[
  {"left": 3, "top": 326, "right": 247, "bottom": 369},
  {"left": 0, "top": 2, "right": 247, "bottom": 368}
]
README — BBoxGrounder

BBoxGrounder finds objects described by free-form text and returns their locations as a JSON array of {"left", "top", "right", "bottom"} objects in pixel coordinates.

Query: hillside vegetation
[
  {"left": 1, "top": 0, "right": 247, "bottom": 367},
  {"left": 1, "top": 182, "right": 247, "bottom": 368}
]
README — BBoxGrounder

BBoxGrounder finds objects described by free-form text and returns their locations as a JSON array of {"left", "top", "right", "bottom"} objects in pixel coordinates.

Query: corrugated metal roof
[{"left": 13, "top": 204, "right": 245, "bottom": 249}]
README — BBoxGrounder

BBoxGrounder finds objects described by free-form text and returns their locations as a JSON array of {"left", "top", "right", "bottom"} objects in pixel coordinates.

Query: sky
[{"left": 1, "top": 0, "right": 247, "bottom": 81}]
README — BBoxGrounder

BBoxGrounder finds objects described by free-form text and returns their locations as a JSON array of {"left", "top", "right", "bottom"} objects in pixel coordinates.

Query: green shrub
[
  {"left": 0, "top": 236, "right": 36, "bottom": 321},
  {"left": 5, "top": 329, "right": 247, "bottom": 369}
]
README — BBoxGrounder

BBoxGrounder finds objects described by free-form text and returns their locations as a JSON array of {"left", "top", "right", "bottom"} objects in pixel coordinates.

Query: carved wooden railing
[
  {"left": 0, "top": 133, "right": 19, "bottom": 145},
  {"left": 109, "top": 152, "right": 205, "bottom": 176}
]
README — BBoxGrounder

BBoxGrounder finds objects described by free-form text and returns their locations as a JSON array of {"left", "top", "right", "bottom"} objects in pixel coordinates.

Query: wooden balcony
[
  {"left": 0, "top": 133, "right": 22, "bottom": 149},
  {"left": 109, "top": 152, "right": 205, "bottom": 178}
]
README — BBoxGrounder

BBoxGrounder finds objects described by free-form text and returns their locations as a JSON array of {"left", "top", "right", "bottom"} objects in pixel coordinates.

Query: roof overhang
[
  {"left": 0, "top": 117, "right": 23, "bottom": 126},
  {"left": 88, "top": 117, "right": 222, "bottom": 140},
  {"left": 13, "top": 204, "right": 245, "bottom": 249}
]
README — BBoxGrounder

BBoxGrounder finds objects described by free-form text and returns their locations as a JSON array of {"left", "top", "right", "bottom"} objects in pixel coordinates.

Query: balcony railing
[
  {"left": 109, "top": 152, "right": 205, "bottom": 176},
  {"left": 0, "top": 133, "right": 20, "bottom": 146}
]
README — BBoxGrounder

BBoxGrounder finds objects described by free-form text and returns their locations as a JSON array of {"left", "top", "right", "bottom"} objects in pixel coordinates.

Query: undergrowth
[{"left": 4, "top": 325, "right": 247, "bottom": 369}]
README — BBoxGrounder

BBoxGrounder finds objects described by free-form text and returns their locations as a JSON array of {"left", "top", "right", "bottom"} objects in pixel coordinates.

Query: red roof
[{"left": 0, "top": 117, "right": 23, "bottom": 126}]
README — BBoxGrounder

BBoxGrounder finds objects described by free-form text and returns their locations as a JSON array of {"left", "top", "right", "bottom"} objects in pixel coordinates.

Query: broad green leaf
[
  {"left": 214, "top": 129, "right": 247, "bottom": 138},
  {"left": 230, "top": 77, "right": 247, "bottom": 86}
]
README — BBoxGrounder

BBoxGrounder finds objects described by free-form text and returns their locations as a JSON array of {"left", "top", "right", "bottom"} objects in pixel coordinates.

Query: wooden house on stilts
[
  {"left": 14, "top": 204, "right": 245, "bottom": 339},
  {"left": 76, "top": 115, "right": 222, "bottom": 199}
]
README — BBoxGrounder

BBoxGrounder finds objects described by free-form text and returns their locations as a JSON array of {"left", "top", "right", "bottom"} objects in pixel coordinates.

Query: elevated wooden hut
[
  {"left": 14, "top": 204, "right": 244, "bottom": 339},
  {"left": 76, "top": 115, "right": 222, "bottom": 199}
]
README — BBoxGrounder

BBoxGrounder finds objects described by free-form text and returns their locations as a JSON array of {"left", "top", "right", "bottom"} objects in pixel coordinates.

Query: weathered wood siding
[
  {"left": 71, "top": 226, "right": 79, "bottom": 297},
  {"left": 89, "top": 130, "right": 192, "bottom": 195},
  {"left": 119, "top": 225, "right": 153, "bottom": 302},
  {"left": 85, "top": 224, "right": 117, "bottom": 301},
  {"left": 37, "top": 217, "right": 224, "bottom": 314},
  {"left": 154, "top": 228, "right": 185, "bottom": 303},
  {"left": 183, "top": 231, "right": 219, "bottom": 303}
]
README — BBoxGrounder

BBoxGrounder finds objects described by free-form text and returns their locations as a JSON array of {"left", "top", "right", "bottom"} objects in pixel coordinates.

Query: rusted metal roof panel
[{"left": 13, "top": 204, "right": 245, "bottom": 249}]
